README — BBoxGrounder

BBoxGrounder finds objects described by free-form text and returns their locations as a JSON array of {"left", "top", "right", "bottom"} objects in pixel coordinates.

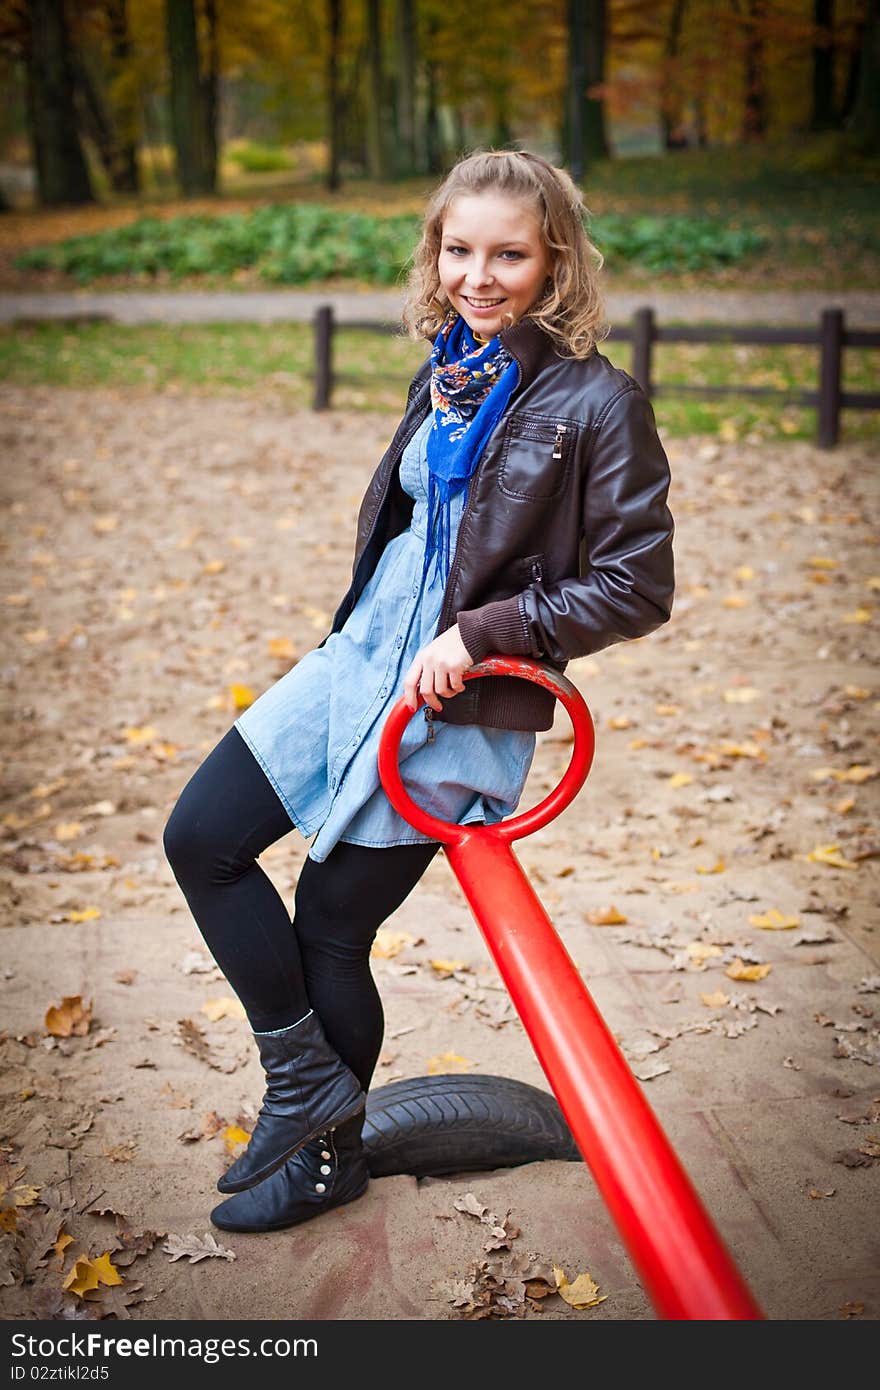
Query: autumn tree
[
  {"left": 165, "top": 0, "right": 216, "bottom": 194},
  {"left": 24, "top": 0, "right": 95, "bottom": 205}
]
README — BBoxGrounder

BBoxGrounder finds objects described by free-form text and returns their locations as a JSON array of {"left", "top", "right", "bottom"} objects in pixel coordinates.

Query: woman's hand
[{"left": 403, "top": 624, "right": 475, "bottom": 712}]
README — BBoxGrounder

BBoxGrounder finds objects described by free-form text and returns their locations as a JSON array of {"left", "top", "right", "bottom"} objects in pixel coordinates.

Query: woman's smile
[{"left": 438, "top": 191, "right": 551, "bottom": 338}]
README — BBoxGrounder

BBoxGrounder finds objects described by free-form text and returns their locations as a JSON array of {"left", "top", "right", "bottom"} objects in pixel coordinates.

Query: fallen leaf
[
  {"left": 553, "top": 1265, "right": 606, "bottom": 1310},
  {"left": 223, "top": 1125, "right": 251, "bottom": 1154},
  {"left": 700, "top": 990, "right": 730, "bottom": 1008},
  {"left": 749, "top": 909, "right": 801, "bottom": 929},
  {"left": 429, "top": 959, "right": 468, "bottom": 978},
  {"left": 808, "top": 1188, "right": 835, "bottom": 1199},
  {"left": 805, "top": 844, "right": 859, "bottom": 870},
  {"left": 45, "top": 996, "right": 93, "bottom": 1038},
  {"left": 62, "top": 1252, "right": 123, "bottom": 1298},
  {"left": 425, "top": 1051, "right": 474, "bottom": 1075},
  {"left": 200, "top": 997, "right": 246, "bottom": 1022},
  {"left": 586, "top": 906, "right": 628, "bottom": 925},
  {"left": 67, "top": 907, "right": 101, "bottom": 923},
  {"left": 163, "top": 1232, "right": 235, "bottom": 1263},
  {"left": 725, "top": 958, "right": 772, "bottom": 982},
  {"left": 370, "top": 928, "right": 419, "bottom": 959}
]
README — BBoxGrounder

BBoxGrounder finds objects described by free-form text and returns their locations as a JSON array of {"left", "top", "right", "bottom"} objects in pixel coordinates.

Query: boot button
[
  {"left": 315, "top": 1182, "right": 326, "bottom": 1194},
  {"left": 320, "top": 1151, "right": 331, "bottom": 1160},
  {"left": 320, "top": 1164, "right": 331, "bottom": 1175}
]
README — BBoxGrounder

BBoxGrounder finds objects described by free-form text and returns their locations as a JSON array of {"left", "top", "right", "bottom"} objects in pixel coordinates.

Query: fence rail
[{"left": 312, "top": 303, "right": 879, "bottom": 447}]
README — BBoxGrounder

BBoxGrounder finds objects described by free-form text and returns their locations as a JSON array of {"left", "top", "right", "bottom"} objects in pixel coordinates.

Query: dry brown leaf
[
  {"left": 45, "top": 996, "right": 93, "bottom": 1038},
  {"left": 163, "top": 1232, "right": 235, "bottom": 1263},
  {"left": 726, "top": 958, "right": 772, "bottom": 982},
  {"left": 586, "top": 906, "right": 627, "bottom": 925}
]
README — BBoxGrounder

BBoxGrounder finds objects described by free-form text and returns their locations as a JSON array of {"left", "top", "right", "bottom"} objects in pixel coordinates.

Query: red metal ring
[{"left": 377, "top": 656, "right": 595, "bottom": 844}]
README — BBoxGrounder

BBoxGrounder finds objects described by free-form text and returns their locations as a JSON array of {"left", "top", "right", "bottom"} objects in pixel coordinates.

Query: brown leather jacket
[{"left": 318, "top": 314, "right": 675, "bottom": 732}]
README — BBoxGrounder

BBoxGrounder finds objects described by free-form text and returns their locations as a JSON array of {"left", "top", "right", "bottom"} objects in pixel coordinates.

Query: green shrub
[
  {"left": 14, "top": 203, "right": 767, "bottom": 285},
  {"left": 225, "top": 142, "right": 295, "bottom": 173}
]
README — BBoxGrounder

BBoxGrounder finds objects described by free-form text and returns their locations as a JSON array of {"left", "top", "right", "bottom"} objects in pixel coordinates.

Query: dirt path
[
  {"left": 1, "top": 385, "right": 878, "bottom": 1321},
  {"left": 2, "top": 287, "right": 879, "bottom": 326}
]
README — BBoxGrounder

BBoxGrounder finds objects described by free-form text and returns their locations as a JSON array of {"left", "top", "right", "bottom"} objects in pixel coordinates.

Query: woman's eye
[
  {"left": 500, "top": 250, "right": 523, "bottom": 261},
  {"left": 445, "top": 245, "right": 467, "bottom": 256}
]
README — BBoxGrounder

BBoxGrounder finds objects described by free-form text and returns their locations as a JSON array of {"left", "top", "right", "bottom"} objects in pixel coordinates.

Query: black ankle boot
[
  {"left": 210, "top": 1113, "right": 369, "bottom": 1233},
  {"left": 217, "top": 1012, "right": 365, "bottom": 1194}
]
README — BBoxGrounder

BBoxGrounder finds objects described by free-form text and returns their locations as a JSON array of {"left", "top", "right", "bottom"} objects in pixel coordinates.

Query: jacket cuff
[{"left": 456, "top": 595, "right": 533, "bottom": 664}]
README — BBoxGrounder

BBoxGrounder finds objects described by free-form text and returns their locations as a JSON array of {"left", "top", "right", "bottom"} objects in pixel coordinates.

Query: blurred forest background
[{"left": 0, "top": 1, "right": 877, "bottom": 435}]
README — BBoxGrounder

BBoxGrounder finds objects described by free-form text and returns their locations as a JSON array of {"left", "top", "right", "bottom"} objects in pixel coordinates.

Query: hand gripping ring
[{"left": 377, "top": 656, "right": 595, "bottom": 845}]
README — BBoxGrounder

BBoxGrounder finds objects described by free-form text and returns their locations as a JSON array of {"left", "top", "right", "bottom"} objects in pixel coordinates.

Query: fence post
[
  {"left": 313, "top": 304, "right": 333, "bottom": 411},
  {"left": 818, "top": 308, "right": 843, "bottom": 448},
  {"left": 632, "top": 306, "right": 654, "bottom": 396}
]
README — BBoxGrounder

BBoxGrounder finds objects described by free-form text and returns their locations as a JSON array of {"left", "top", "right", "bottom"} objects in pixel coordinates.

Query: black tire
[{"left": 362, "top": 1072, "right": 582, "bottom": 1178}]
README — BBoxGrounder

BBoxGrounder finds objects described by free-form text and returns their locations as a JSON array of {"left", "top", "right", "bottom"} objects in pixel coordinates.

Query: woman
[{"left": 162, "top": 148, "right": 675, "bottom": 1234}]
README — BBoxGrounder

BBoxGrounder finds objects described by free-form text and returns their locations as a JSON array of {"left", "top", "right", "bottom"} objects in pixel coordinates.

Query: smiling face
[{"left": 437, "top": 191, "right": 552, "bottom": 340}]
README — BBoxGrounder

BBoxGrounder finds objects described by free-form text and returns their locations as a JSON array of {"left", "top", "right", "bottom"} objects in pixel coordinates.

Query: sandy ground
[{"left": 0, "top": 384, "right": 878, "bottom": 1322}]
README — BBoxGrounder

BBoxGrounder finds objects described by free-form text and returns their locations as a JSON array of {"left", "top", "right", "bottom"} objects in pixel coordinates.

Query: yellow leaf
[
  {"left": 668, "top": 772, "right": 694, "bottom": 787},
  {"left": 93, "top": 515, "right": 118, "bottom": 533},
  {"left": 700, "top": 990, "right": 730, "bottom": 1008},
  {"left": 267, "top": 637, "right": 296, "bottom": 660},
  {"left": 608, "top": 715, "right": 631, "bottom": 729},
  {"left": 429, "top": 959, "right": 468, "bottom": 977},
  {"left": 229, "top": 684, "right": 255, "bottom": 711},
  {"left": 223, "top": 1125, "right": 251, "bottom": 1153},
  {"left": 201, "top": 997, "right": 246, "bottom": 1022},
  {"left": 45, "top": 995, "right": 93, "bottom": 1037},
  {"left": 655, "top": 703, "right": 681, "bottom": 716},
  {"left": 553, "top": 1265, "right": 607, "bottom": 1309},
  {"left": 722, "top": 594, "right": 750, "bottom": 608},
  {"left": 734, "top": 566, "right": 755, "bottom": 581},
  {"left": 725, "top": 958, "right": 772, "bottom": 982},
  {"left": 841, "top": 765, "right": 876, "bottom": 784},
  {"left": 54, "top": 822, "right": 85, "bottom": 841},
  {"left": 11, "top": 1185, "right": 40, "bottom": 1207},
  {"left": 748, "top": 909, "right": 801, "bottom": 930},
  {"left": 586, "top": 905, "right": 628, "bottom": 925},
  {"left": 807, "top": 555, "right": 838, "bottom": 570},
  {"left": 835, "top": 796, "right": 856, "bottom": 815},
  {"left": 806, "top": 843, "right": 859, "bottom": 869},
  {"left": 122, "top": 725, "right": 158, "bottom": 744},
  {"left": 696, "top": 859, "right": 725, "bottom": 874},
  {"left": 687, "top": 941, "right": 723, "bottom": 963},
  {"left": 628, "top": 737, "right": 649, "bottom": 750},
  {"left": 371, "top": 927, "right": 418, "bottom": 959},
  {"left": 67, "top": 907, "right": 101, "bottom": 923},
  {"left": 723, "top": 687, "right": 761, "bottom": 703},
  {"left": 843, "top": 685, "right": 870, "bottom": 699},
  {"left": 62, "top": 1252, "right": 122, "bottom": 1297},
  {"left": 719, "top": 741, "right": 763, "bottom": 759},
  {"left": 425, "top": 1051, "right": 474, "bottom": 1075},
  {"left": 841, "top": 608, "right": 872, "bottom": 624},
  {"left": 203, "top": 559, "right": 226, "bottom": 574},
  {"left": 54, "top": 1230, "right": 74, "bottom": 1258},
  {"left": 867, "top": 578, "right": 880, "bottom": 592},
  {"left": 23, "top": 628, "right": 50, "bottom": 644}
]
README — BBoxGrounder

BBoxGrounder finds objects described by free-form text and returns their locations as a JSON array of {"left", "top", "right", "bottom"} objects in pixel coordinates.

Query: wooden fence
[{"left": 312, "top": 303, "right": 879, "bottom": 448}]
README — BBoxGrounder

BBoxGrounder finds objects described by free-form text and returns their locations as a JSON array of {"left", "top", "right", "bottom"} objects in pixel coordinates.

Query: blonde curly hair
[{"left": 400, "top": 148, "right": 608, "bottom": 360}]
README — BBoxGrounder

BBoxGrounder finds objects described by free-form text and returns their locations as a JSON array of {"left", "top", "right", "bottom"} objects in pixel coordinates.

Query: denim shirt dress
[{"left": 234, "top": 412, "right": 536, "bottom": 863}]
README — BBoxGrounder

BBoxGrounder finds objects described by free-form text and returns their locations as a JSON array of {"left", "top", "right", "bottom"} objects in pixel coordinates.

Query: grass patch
[{"left": 1, "top": 320, "right": 877, "bottom": 442}]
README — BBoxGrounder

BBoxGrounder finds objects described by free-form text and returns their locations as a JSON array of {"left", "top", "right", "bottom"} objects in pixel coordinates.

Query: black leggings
[{"left": 162, "top": 725, "right": 441, "bottom": 1092}]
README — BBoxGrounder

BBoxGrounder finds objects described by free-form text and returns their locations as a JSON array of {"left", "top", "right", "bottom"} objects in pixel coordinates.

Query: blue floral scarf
[{"left": 422, "top": 310, "right": 519, "bottom": 588}]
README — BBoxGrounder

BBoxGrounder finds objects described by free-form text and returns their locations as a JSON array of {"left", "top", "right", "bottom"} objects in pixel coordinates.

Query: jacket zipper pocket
[
  {"left": 531, "top": 557, "right": 543, "bottom": 582},
  {"left": 552, "top": 424, "right": 568, "bottom": 460},
  {"left": 424, "top": 706, "right": 435, "bottom": 742}
]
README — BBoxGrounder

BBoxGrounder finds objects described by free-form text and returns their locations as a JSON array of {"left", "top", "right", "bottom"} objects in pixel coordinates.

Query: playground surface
[{"left": 1, "top": 383, "right": 877, "bottom": 1322}]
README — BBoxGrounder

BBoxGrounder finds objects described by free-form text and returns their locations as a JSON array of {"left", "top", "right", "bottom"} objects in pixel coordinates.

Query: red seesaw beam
[{"left": 378, "top": 656, "right": 763, "bottom": 1321}]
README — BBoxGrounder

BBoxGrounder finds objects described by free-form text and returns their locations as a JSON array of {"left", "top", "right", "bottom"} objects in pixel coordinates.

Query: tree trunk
[
  {"left": 661, "top": 0, "right": 688, "bottom": 151},
  {"left": 364, "top": 0, "right": 389, "bottom": 178},
  {"left": 567, "top": 0, "right": 608, "bottom": 179},
  {"left": 741, "top": 0, "right": 767, "bottom": 141},
  {"left": 165, "top": 0, "right": 214, "bottom": 195},
  {"left": 25, "top": 0, "right": 94, "bottom": 205},
  {"left": 326, "top": 0, "right": 343, "bottom": 189},
  {"left": 584, "top": 0, "right": 609, "bottom": 162},
  {"left": 811, "top": 0, "right": 837, "bottom": 130},
  {"left": 846, "top": 0, "right": 880, "bottom": 153},
  {"left": 107, "top": 0, "right": 140, "bottom": 192},
  {"left": 69, "top": 47, "right": 134, "bottom": 193},
  {"left": 202, "top": 0, "right": 219, "bottom": 188},
  {"left": 395, "top": 0, "right": 417, "bottom": 175}
]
